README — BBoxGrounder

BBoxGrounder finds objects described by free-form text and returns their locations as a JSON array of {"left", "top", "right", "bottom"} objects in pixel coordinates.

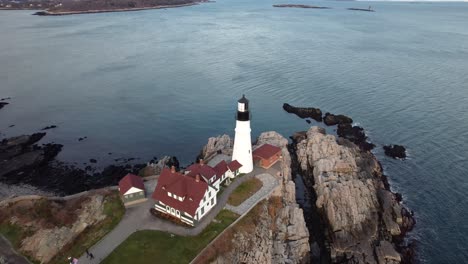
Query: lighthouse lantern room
[{"left": 232, "top": 95, "right": 253, "bottom": 174}]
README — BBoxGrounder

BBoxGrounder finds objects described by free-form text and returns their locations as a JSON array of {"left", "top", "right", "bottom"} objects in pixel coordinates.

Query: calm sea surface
[{"left": 1, "top": 1, "right": 467, "bottom": 262}]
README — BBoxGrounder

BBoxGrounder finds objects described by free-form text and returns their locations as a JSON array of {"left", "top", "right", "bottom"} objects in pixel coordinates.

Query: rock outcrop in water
[
  {"left": 283, "top": 103, "right": 323, "bottom": 122},
  {"left": 323, "top": 112, "right": 353, "bottom": 126},
  {"left": 0, "top": 102, "right": 8, "bottom": 109},
  {"left": 383, "top": 145, "right": 407, "bottom": 159},
  {"left": 199, "top": 132, "right": 310, "bottom": 263},
  {"left": 293, "top": 126, "right": 414, "bottom": 263},
  {"left": 282, "top": 103, "right": 374, "bottom": 151}
]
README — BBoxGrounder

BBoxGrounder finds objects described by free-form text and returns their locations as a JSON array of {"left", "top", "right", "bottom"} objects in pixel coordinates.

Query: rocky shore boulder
[
  {"left": 383, "top": 145, "right": 407, "bottom": 159},
  {"left": 200, "top": 134, "right": 232, "bottom": 160},
  {"left": 337, "top": 123, "right": 375, "bottom": 151},
  {"left": 0, "top": 133, "right": 63, "bottom": 179},
  {"left": 323, "top": 113, "right": 353, "bottom": 126},
  {"left": 283, "top": 103, "right": 322, "bottom": 122},
  {"left": 294, "top": 126, "right": 414, "bottom": 263}
]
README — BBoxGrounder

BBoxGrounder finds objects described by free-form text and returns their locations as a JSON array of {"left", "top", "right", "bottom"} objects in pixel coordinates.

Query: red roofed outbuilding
[
  {"left": 118, "top": 174, "right": 147, "bottom": 205},
  {"left": 253, "top": 144, "right": 282, "bottom": 169}
]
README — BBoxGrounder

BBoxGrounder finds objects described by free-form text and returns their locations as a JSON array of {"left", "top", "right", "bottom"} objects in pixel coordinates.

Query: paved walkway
[
  {"left": 77, "top": 164, "right": 281, "bottom": 264},
  {"left": 225, "top": 173, "right": 279, "bottom": 215}
]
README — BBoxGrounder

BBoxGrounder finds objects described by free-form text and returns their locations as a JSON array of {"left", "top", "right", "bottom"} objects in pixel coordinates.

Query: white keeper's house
[{"left": 152, "top": 159, "right": 242, "bottom": 226}]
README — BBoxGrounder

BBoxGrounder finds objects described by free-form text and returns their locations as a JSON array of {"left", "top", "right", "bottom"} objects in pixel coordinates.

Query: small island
[
  {"left": 273, "top": 4, "right": 331, "bottom": 9},
  {"left": 347, "top": 6, "right": 375, "bottom": 12}
]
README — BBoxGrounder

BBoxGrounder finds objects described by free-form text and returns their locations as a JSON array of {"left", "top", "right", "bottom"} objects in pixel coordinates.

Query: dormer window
[{"left": 168, "top": 192, "right": 172, "bottom": 197}]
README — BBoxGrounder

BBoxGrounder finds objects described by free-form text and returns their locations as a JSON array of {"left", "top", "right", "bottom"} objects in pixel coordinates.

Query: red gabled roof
[
  {"left": 119, "top": 173, "right": 145, "bottom": 195},
  {"left": 228, "top": 160, "right": 242, "bottom": 171},
  {"left": 185, "top": 163, "right": 217, "bottom": 182},
  {"left": 152, "top": 168, "right": 208, "bottom": 216},
  {"left": 253, "top": 144, "right": 282, "bottom": 160},
  {"left": 214, "top": 160, "right": 228, "bottom": 180}
]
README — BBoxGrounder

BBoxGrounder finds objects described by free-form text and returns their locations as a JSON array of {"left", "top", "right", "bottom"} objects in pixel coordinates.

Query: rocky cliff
[
  {"left": 203, "top": 132, "right": 310, "bottom": 264},
  {"left": 293, "top": 126, "right": 414, "bottom": 263}
]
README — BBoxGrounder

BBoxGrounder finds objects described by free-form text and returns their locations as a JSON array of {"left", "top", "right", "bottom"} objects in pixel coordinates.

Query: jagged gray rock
[
  {"left": 201, "top": 134, "right": 232, "bottom": 160},
  {"left": 294, "top": 126, "right": 411, "bottom": 263}
]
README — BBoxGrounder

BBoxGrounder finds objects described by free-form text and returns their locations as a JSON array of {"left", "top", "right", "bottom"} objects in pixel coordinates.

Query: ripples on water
[{"left": 1, "top": 1, "right": 468, "bottom": 262}]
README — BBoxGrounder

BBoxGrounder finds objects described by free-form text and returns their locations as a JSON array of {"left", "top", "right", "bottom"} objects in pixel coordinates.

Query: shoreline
[{"left": 33, "top": 2, "right": 203, "bottom": 16}]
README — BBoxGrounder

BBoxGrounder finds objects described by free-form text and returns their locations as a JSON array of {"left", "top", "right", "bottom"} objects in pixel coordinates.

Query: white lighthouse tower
[{"left": 232, "top": 94, "right": 253, "bottom": 174}]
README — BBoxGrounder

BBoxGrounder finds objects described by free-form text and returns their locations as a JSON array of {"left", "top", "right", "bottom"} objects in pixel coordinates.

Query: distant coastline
[
  {"left": 0, "top": 0, "right": 208, "bottom": 16},
  {"left": 33, "top": 2, "right": 202, "bottom": 16}
]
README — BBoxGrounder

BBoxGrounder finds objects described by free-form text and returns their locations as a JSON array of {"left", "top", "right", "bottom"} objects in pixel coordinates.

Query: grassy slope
[
  {"left": 0, "top": 191, "right": 125, "bottom": 264},
  {"left": 101, "top": 209, "right": 239, "bottom": 264},
  {"left": 227, "top": 177, "right": 263, "bottom": 206},
  {"left": 49, "top": 192, "right": 125, "bottom": 264}
]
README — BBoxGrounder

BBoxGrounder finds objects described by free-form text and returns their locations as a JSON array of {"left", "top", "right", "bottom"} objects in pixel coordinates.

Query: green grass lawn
[
  {"left": 227, "top": 177, "right": 263, "bottom": 206},
  {"left": 101, "top": 209, "right": 239, "bottom": 264}
]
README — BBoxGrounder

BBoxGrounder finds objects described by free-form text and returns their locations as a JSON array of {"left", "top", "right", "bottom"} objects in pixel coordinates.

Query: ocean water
[{"left": 1, "top": 1, "right": 467, "bottom": 262}]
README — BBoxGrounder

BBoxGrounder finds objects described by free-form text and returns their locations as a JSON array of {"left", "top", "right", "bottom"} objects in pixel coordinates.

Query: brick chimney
[
  {"left": 195, "top": 174, "right": 200, "bottom": 182},
  {"left": 199, "top": 159, "right": 204, "bottom": 166},
  {"left": 171, "top": 166, "right": 176, "bottom": 173}
]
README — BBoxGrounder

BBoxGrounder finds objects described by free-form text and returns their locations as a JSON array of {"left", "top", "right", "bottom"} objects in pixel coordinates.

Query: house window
[
  {"left": 171, "top": 208, "right": 176, "bottom": 215},
  {"left": 176, "top": 210, "right": 180, "bottom": 217},
  {"left": 211, "top": 198, "right": 214, "bottom": 206},
  {"left": 128, "top": 194, "right": 133, "bottom": 198},
  {"left": 166, "top": 206, "right": 170, "bottom": 212},
  {"left": 201, "top": 206, "right": 204, "bottom": 215}
]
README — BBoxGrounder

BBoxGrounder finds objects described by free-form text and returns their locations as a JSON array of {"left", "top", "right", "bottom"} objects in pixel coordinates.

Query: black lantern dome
[{"left": 236, "top": 94, "right": 250, "bottom": 121}]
